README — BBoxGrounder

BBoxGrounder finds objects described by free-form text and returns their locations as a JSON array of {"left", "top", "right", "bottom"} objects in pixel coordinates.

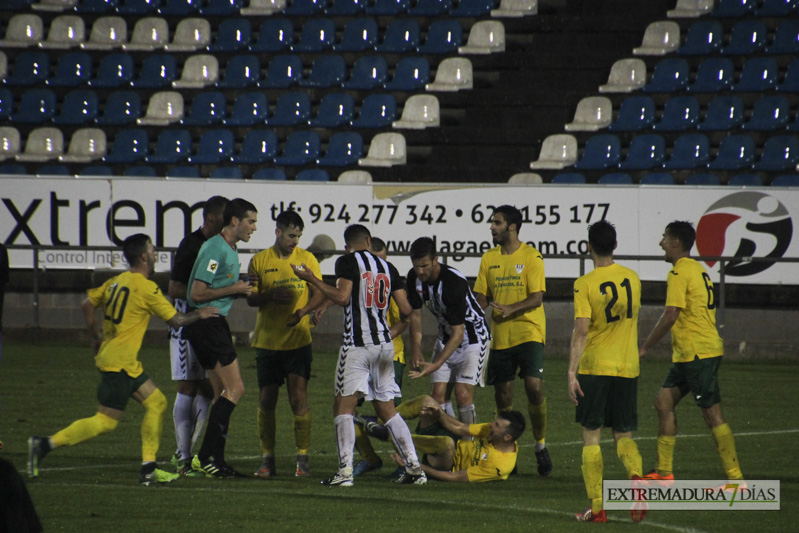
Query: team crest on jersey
[
  {"left": 515, "top": 264, "right": 524, "bottom": 274},
  {"left": 207, "top": 259, "right": 219, "bottom": 273}
]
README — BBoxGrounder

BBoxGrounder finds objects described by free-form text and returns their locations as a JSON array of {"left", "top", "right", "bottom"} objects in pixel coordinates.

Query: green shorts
[
  {"left": 256, "top": 345, "right": 313, "bottom": 388},
  {"left": 487, "top": 341, "right": 544, "bottom": 384},
  {"left": 662, "top": 356, "right": 722, "bottom": 409},
  {"left": 97, "top": 371, "right": 150, "bottom": 411},
  {"left": 574, "top": 375, "right": 638, "bottom": 432}
]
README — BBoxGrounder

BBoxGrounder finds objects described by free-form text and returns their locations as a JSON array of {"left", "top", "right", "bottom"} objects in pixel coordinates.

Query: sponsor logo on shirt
[
  {"left": 515, "top": 264, "right": 524, "bottom": 274},
  {"left": 489, "top": 265, "right": 500, "bottom": 270},
  {"left": 207, "top": 259, "right": 219, "bottom": 273}
]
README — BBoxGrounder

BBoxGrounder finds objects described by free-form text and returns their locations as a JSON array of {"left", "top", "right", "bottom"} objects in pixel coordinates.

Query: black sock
[
  {"left": 140, "top": 462, "right": 156, "bottom": 475},
  {"left": 198, "top": 397, "right": 236, "bottom": 464}
]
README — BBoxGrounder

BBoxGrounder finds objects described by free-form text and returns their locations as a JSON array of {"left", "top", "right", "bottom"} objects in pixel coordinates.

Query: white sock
[
  {"left": 441, "top": 402, "right": 456, "bottom": 418},
  {"left": 334, "top": 414, "right": 355, "bottom": 475},
  {"left": 385, "top": 414, "right": 421, "bottom": 474},
  {"left": 458, "top": 404, "right": 476, "bottom": 441},
  {"left": 173, "top": 393, "right": 195, "bottom": 460},
  {"left": 190, "top": 393, "right": 212, "bottom": 454}
]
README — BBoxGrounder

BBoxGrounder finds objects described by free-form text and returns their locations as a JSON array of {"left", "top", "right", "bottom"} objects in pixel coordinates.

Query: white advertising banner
[{"left": 1, "top": 177, "right": 796, "bottom": 285}]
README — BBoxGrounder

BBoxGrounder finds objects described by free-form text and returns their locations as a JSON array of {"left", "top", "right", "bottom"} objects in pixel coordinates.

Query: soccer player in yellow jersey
[
  {"left": 27, "top": 234, "right": 219, "bottom": 485},
  {"left": 568, "top": 220, "right": 645, "bottom": 523},
  {"left": 639, "top": 221, "right": 743, "bottom": 482},
  {"left": 247, "top": 210, "right": 326, "bottom": 478},
  {"left": 473, "top": 205, "right": 551, "bottom": 476}
]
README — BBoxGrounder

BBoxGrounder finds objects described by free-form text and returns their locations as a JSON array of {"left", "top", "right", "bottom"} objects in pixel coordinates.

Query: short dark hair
[
  {"left": 493, "top": 205, "right": 523, "bottom": 234},
  {"left": 343, "top": 224, "right": 371, "bottom": 246},
  {"left": 498, "top": 410, "right": 526, "bottom": 442},
  {"left": 665, "top": 220, "right": 696, "bottom": 251},
  {"left": 370, "top": 236, "right": 387, "bottom": 253},
  {"left": 409, "top": 237, "right": 436, "bottom": 261},
  {"left": 588, "top": 220, "right": 617, "bottom": 257},
  {"left": 276, "top": 209, "right": 304, "bottom": 231},
  {"left": 202, "top": 195, "right": 228, "bottom": 220},
  {"left": 123, "top": 233, "right": 151, "bottom": 267},
  {"left": 223, "top": 198, "right": 257, "bottom": 226}
]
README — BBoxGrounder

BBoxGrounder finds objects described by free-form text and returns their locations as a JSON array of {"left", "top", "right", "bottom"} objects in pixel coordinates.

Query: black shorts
[
  {"left": 255, "top": 345, "right": 313, "bottom": 388},
  {"left": 183, "top": 315, "right": 237, "bottom": 370},
  {"left": 574, "top": 375, "right": 638, "bottom": 432}
]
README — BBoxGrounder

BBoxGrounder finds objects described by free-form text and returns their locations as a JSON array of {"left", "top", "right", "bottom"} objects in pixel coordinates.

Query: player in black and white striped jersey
[{"left": 291, "top": 224, "right": 427, "bottom": 487}]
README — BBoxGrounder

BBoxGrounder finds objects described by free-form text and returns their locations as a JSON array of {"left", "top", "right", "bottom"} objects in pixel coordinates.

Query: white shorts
[
  {"left": 169, "top": 299, "right": 207, "bottom": 381},
  {"left": 430, "top": 338, "right": 489, "bottom": 387},
  {"left": 335, "top": 343, "right": 400, "bottom": 403}
]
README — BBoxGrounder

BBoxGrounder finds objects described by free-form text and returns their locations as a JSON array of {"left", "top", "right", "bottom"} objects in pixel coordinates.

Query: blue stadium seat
[
  {"left": 104, "top": 128, "right": 149, "bottom": 163},
  {"left": 334, "top": 18, "right": 378, "bottom": 52},
  {"left": 409, "top": 0, "right": 451, "bottom": 16},
  {"left": 757, "top": 0, "right": 799, "bottom": 17},
  {"left": 608, "top": 96, "right": 656, "bottom": 132},
  {"left": 37, "top": 164, "right": 70, "bottom": 176},
  {"left": 598, "top": 173, "right": 633, "bottom": 185},
  {"left": 687, "top": 58, "right": 734, "bottom": 93},
  {"left": 450, "top": 0, "right": 494, "bottom": 16},
  {"left": 78, "top": 165, "right": 113, "bottom": 177},
  {"left": 375, "top": 19, "right": 420, "bottom": 53},
  {"left": 117, "top": 0, "right": 162, "bottom": 15},
  {"left": 777, "top": 58, "right": 799, "bottom": 93},
  {"left": 384, "top": 57, "right": 430, "bottom": 91},
  {"left": 267, "top": 91, "right": 312, "bottom": 126},
  {"left": 231, "top": 129, "right": 278, "bottom": 164},
  {"left": 742, "top": 96, "right": 791, "bottom": 132},
  {"left": 77, "top": 0, "right": 119, "bottom": 13},
  {"left": 766, "top": 19, "right": 799, "bottom": 55},
  {"left": 365, "top": 0, "right": 410, "bottom": 15},
  {"left": 697, "top": 95, "right": 744, "bottom": 131},
  {"left": 753, "top": 135, "right": 799, "bottom": 171},
  {"left": 252, "top": 168, "right": 287, "bottom": 180},
  {"left": 308, "top": 92, "right": 355, "bottom": 128},
  {"left": 662, "top": 133, "right": 711, "bottom": 169},
  {"left": 10, "top": 89, "right": 56, "bottom": 124},
  {"left": 96, "top": 90, "right": 142, "bottom": 125},
  {"left": 299, "top": 54, "right": 347, "bottom": 88},
  {"left": 341, "top": 55, "right": 388, "bottom": 90},
  {"left": 685, "top": 173, "right": 721, "bottom": 186},
  {"left": 251, "top": 19, "right": 294, "bottom": 52},
  {"left": 182, "top": 91, "right": 228, "bottom": 126},
  {"left": 0, "top": 89, "right": 13, "bottom": 121},
  {"left": 259, "top": 54, "right": 302, "bottom": 89},
  {"left": 285, "top": 0, "right": 329, "bottom": 15},
  {"left": 711, "top": 0, "right": 756, "bottom": 17},
  {"left": 48, "top": 52, "right": 93, "bottom": 87},
  {"left": 166, "top": 165, "right": 200, "bottom": 178},
  {"left": 728, "top": 173, "right": 762, "bottom": 186},
  {"left": 641, "top": 172, "right": 675, "bottom": 185},
  {"left": 326, "top": 0, "right": 367, "bottom": 14},
  {"left": 351, "top": 94, "right": 397, "bottom": 128},
  {"left": 296, "top": 169, "right": 330, "bottom": 181},
  {"left": 53, "top": 89, "right": 99, "bottom": 125},
  {"left": 678, "top": 20, "right": 723, "bottom": 55},
  {"left": 210, "top": 167, "right": 244, "bottom": 179},
  {"left": 5, "top": 51, "right": 50, "bottom": 86},
  {"left": 618, "top": 134, "right": 666, "bottom": 170},
  {"left": 642, "top": 58, "right": 690, "bottom": 93},
  {"left": 147, "top": 129, "right": 193, "bottom": 164},
  {"left": 707, "top": 134, "right": 756, "bottom": 170},
  {"left": 158, "top": 0, "right": 201, "bottom": 15},
  {"left": 225, "top": 92, "right": 269, "bottom": 126},
  {"left": 418, "top": 19, "right": 462, "bottom": 54},
  {"left": 188, "top": 129, "right": 235, "bottom": 164},
  {"left": 317, "top": 132, "right": 364, "bottom": 166},
  {"left": 201, "top": 0, "right": 245, "bottom": 15},
  {"left": 90, "top": 53, "right": 134, "bottom": 88},
  {"left": 130, "top": 54, "right": 177, "bottom": 89},
  {"left": 573, "top": 134, "right": 622, "bottom": 170},
  {"left": 722, "top": 20, "right": 767, "bottom": 55},
  {"left": 653, "top": 96, "right": 700, "bottom": 132},
  {"left": 0, "top": 163, "right": 27, "bottom": 175},
  {"left": 732, "top": 58, "right": 779, "bottom": 92},
  {"left": 552, "top": 172, "right": 586, "bottom": 184},
  {"left": 274, "top": 131, "right": 321, "bottom": 166},
  {"left": 292, "top": 18, "right": 336, "bottom": 52},
  {"left": 124, "top": 165, "right": 157, "bottom": 177},
  {"left": 208, "top": 18, "right": 252, "bottom": 52},
  {"left": 771, "top": 174, "right": 799, "bottom": 186},
  {"left": 218, "top": 55, "right": 262, "bottom": 88}
]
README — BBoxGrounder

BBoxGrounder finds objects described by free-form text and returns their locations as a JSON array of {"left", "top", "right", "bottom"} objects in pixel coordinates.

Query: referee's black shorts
[{"left": 183, "top": 315, "right": 237, "bottom": 370}]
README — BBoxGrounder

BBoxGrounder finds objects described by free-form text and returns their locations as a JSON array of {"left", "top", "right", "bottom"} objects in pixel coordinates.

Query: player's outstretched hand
[
  {"left": 199, "top": 306, "right": 221, "bottom": 319},
  {"left": 286, "top": 310, "right": 302, "bottom": 327},
  {"left": 409, "top": 361, "right": 436, "bottom": 379},
  {"left": 489, "top": 301, "right": 515, "bottom": 318},
  {"left": 291, "top": 263, "right": 314, "bottom": 282},
  {"left": 233, "top": 279, "right": 253, "bottom": 297}
]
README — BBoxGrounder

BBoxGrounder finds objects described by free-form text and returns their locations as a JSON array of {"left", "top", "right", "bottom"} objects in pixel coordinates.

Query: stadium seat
[
  {"left": 618, "top": 134, "right": 666, "bottom": 170},
  {"left": 0, "top": 127, "right": 22, "bottom": 162},
  {"left": 9, "top": 89, "right": 56, "bottom": 124},
  {"left": 130, "top": 54, "right": 177, "bottom": 89},
  {"left": 552, "top": 172, "right": 586, "bottom": 184},
  {"left": 334, "top": 18, "right": 378, "bottom": 52},
  {"left": 0, "top": 52, "right": 7, "bottom": 82},
  {"left": 507, "top": 172, "right": 542, "bottom": 185},
  {"left": 787, "top": 109, "right": 799, "bottom": 132},
  {"left": 76, "top": 0, "right": 119, "bottom": 13},
  {"left": 426, "top": 58, "right": 473, "bottom": 92},
  {"left": 218, "top": 55, "right": 262, "bottom": 88},
  {"left": 308, "top": 92, "right": 355, "bottom": 128},
  {"left": 662, "top": 133, "right": 711, "bottom": 169},
  {"left": 188, "top": 129, "right": 235, "bottom": 164},
  {"left": 285, "top": 0, "right": 329, "bottom": 15},
  {"left": 376, "top": 19, "right": 421, "bottom": 53},
  {"left": 753, "top": 135, "right": 799, "bottom": 171},
  {"left": 0, "top": 163, "right": 27, "bottom": 175},
  {"left": 53, "top": 89, "right": 99, "bottom": 125},
  {"left": 231, "top": 129, "right": 279, "bottom": 164},
  {"left": 459, "top": 20, "right": 504, "bottom": 54},
  {"left": 172, "top": 54, "right": 219, "bottom": 89},
  {"left": 166, "top": 166, "right": 200, "bottom": 178},
  {"left": 687, "top": 58, "right": 734, "bottom": 93},
  {"left": 777, "top": 58, "right": 799, "bottom": 93},
  {"left": 742, "top": 96, "right": 791, "bottom": 132},
  {"left": 529, "top": 134, "right": 577, "bottom": 169},
  {"left": 685, "top": 173, "right": 720, "bottom": 186},
  {"left": 633, "top": 21, "right": 680, "bottom": 56},
  {"left": 707, "top": 134, "right": 756, "bottom": 170},
  {"left": 358, "top": 132, "right": 406, "bottom": 167},
  {"left": 451, "top": 0, "right": 493, "bottom": 16},
  {"left": 677, "top": 20, "right": 723, "bottom": 55},
  {"left": 352, "top": 94, "right": 396, "bottom": 128},
  {"left": 201, "top": 0, "right": 245, "bottom": 15},
  {"left": 242, "top": 0, "right": 286, "bottom": 14},
  {"left": 274, "top": 131, "right": 321, "bottom": 166},
  {"left": 771, "top": 174, "right": 799, "bottom": 186},
  {"left": 722, "top": 20, "right": 767, "bottom": 55},
  {"left": 182, "top": 91, "right": 227, "bottom": 126},
  {"left": 608, "top": 96, "right": 656, "bottom": 132},
  {"left": 365, "top": 0, "right": 410, "bottom": 15},
  {"left": 165, "top": 18, "right": 211, "bottom": 52},
  {"left": 96, "top": 90, "right": 142, "bottom": 125},
  {"left": 137, "top": 91, "right": 184, "bottom": 126},
  {"left": 251, "top": 19, "right": 294, "bottom": 52},
  {"left": 104, "top": 128, "right": 150, "bottom": 163},
  {"left": 299, "top": 54, "right": 347, "bottom": 88},
  {"left": 36, "top": 164, "right": 70, "bottom": 176},
  {"left": 208, "top": 18, "right": 252, "bottom": 52},
  {"left": 293, "top": 18, "right": 336, "bottom": 52},
  {"left": 642, "top": 58, "right": 690, "bottom": 93},
  {"left": 342, "top": 55, "right": 388, "bottom": 90},
  {"left": 33, "top": 0, "right": 78, "bottom": 11},
  {"left": 123, "top": 165, "right": 157, "bottom": 177},
  {"left": 252, "top": 168, "right": 287, "bottom": 180},
  {"left": 757, "top": 0, "right": 799, "bottom": 17},
  {"left": 5, "top": 51, "right": 50, "bottom": 86},
  {"left": 122, "top": 17, "right": 169, "bottom": 51},
  {"left": 117, "top": 0, "right": 161, "bottom": 14},
  {"left": 225, "top": 92, "right": 269, "bottom": 126},
  {"left": 16, "top": 127, "right": 64, "bottom": 162},
  {"left": 40, "top": 15, "right": 85, "bottom": 49},
  {"left": 77, "top": 165, "right": 113, "bottom": 176},
  {"left": 566, "top": 96, "right": 613, "bottom": 132},
  {"left": 0, "top": 89, "right": 13, "bottom": 121},
  {"left": 728, "top": 173, "right": 762, "bottom": 186},
  {"left": 732, "top": 58, "right": 779, "bottom": 93},
  {"left": 0, "top": 14, "right": 44, "bottom": 48},
  {"left": 210, "top": 167, "right": 243, "bottom": 179},
  {"left": 598, "top": 59, "right": 646, "bottom": 93},
  {"left": 598, "top": 173, "right": 633, "bottom": 185},
  {"left": 48, "top": 52, "right": 93, "bottom": 87},
  {"left": 641, "top": 172, "right": 675, "bottom": 185},
  {"left": 338, "top": 169, "right": 373, "bottom": 183},
  {"left": 326, "top": 0, "right": 366, "bottom": 14},
  {"left": 296, "top": 169, "right": 330, "bottom": 181},
  {"left": 147, "top": 129, "right": 193, "bottom": 164},
  {"left": 82, "top": 16, "right": 128, "bottom": 50},
  {"left": 653, "top": 95, "right": 701, "bottom": 132},
  {"left": 158, "top": 0, "right": 202, "bottom": 15},
  {"left": 766, "top": 19, "right": 799, "bottom": 55},
  {"left": 267, "top": 92, "right": 312, "bottom": 126},
  {"left": 393, "top": 94, "right": 440, "bottom": 129},
  {"left": 259, "top": 55, "right": 302, "bottom": 89},
  {"left": 411, "top": 0, "right": 451, "bottom": 14},
  {"left": 384, "top": 57, "right": 430, "bottom": 91},
  {"left": 317, "top": 132, "right": 364, "bottom": 166},
  {"left": 418, "top": 19, "right": 462, "bottom": 54},
  {"left": 711, "top": 0, "right": 756, "bottom": 17},
  {"left": 60, "top": 127, "right": 106, "bottom": 163},
  {"left": 573, "top": 134, "right": 622, "bottom": 170},
  {"left": 697, "top": 95, "right": 744, "bottom": 131},
  {"left": 491, "top": 0, "right": 537, "bottom": 18},
  {"left": 90, "top": 53, "right": 134, "bottom": 88}
]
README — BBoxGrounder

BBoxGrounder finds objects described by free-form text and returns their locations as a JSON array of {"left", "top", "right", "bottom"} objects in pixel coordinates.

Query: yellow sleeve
[
  {"left": 473, "top": 255, "right": 489, "bottom": 297},
  {"left": 87, "top": 278, "right": 112, "bottom": 307},
  {"left": 573, "top": 276, "right": 591, "bottom": 319},
  {"left": 665, "top": 267, "right": 688, "bottom": 308},
  {"left": 145, "top": 282, "right": 178, "bottom": 323}
]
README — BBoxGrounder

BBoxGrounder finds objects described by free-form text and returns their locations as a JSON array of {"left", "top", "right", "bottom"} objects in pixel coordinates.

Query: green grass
[{"left": 1, "top": 341, "right": 796, "bottom": 532}]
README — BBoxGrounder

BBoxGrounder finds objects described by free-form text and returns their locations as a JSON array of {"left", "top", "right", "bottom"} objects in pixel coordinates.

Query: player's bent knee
[
  {"left": 95, "top": 412, "right": 119, "bottom": 434},
  {"left": 143, "top": 389, "right": 168, "bottom": 415}
]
